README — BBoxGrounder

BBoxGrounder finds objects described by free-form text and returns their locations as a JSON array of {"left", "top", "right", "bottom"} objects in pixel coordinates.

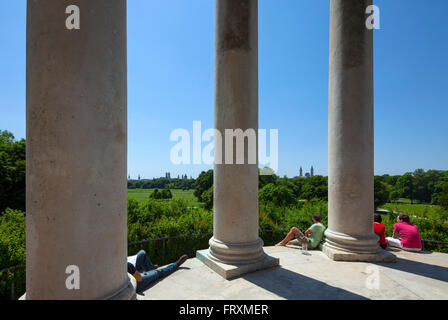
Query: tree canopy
[
  {"left": 259, "top": 183, "right": 296, "bottom": 207},
  {"left": 150, "top": 188, "right": 173, "bottom": 200},
  {"left": 0, "top": 130, "right": 26, "bottom": 214},
  {"left": 193, "top": 169, "right": 213, "bottom": 203}
]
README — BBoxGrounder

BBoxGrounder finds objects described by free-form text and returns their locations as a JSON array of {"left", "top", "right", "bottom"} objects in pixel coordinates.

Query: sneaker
[{"left": 176, "top": 254, "right": 188, "bottom": 267}]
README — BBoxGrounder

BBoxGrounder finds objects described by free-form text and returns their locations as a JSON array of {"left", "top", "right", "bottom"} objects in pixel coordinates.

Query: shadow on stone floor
[
  {"left": 387, "top": 247, "right": 433, "bottom": 255},
  {"left": 375, "top": 257, "right": 448, "bottom": 283},
  {"left": 284, "top": 245, "right": 320, "bottom": 252},
  {"left": 241, "top": 266, "right": 368, "bottom": 300}
]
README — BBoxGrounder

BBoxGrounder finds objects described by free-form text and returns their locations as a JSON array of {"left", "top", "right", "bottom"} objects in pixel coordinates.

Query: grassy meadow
[
  {"left": 127, "top": 189, "right": 203, "bottom": 208},
  {"left": 381, "top": 203, "right": 448, "bottom": 222}
]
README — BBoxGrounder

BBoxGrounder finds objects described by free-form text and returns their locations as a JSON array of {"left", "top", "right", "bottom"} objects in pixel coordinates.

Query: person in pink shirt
[{"left": 386, "top": 213, "right": 422, "bottom": 252}]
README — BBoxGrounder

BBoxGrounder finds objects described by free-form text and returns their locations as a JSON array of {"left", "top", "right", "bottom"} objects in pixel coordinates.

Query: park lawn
[
  {"left": 128, "top": 189, "right": 203, "bottom": 207},
  {"left": 390, "top": 198, "right": 427, "bottom": 205},
  {"left": 381, "top": 202, "right": 448, "bottom": 221},
  {"left": 127, "top": 189, "right": 152, "bottom": 202}
]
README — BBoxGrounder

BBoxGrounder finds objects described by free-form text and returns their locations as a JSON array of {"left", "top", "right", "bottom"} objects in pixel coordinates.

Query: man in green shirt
[{"left": 276, "top": 213, "right": 326, "bottom": 249}]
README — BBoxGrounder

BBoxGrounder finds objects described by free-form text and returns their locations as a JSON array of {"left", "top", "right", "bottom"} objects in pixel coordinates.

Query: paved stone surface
[{"left": 138, "top": 246, "right": 448, "bottom": 300}]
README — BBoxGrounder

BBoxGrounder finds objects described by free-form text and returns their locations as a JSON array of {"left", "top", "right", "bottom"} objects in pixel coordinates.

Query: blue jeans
[
  {"left": 135, "top": 250, "right": 155, "bottom": 273},
  {"left": 135, "top": 250, "right": 179, "bottom": 293}
]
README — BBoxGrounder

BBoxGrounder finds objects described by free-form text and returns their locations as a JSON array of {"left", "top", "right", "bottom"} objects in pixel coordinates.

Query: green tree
[
  {"left": 0, "top": 208, "right": 26, "bottom": 299},
  {"left": 276, "top": 178, "right": 301, "bottom": 198},
  {"left": 0, "top": 130, "right": 26, "bottom": 213},
  {"left": 202, "top": 186, "right": 213, "bottom": 210},
  {"left": 413, "top": 169, "right": 430, "bottom": 203},
  {"left": 301, "top": 176, "right": 328, "bottom": 201},
  {"left": 378, "top": 174, "right": 400, "bottom": 187},
  {"left": 150, "top": 189, "right": 160, "bottom": 199},
  {"left": 161, "top": 189, "right": 173, "bottom": 199},
  {"left": 437, "top": 182, "right": 448, "bottom": 210},
  {"left": 396, "top": 172, "right": 415, "bottom": 204},
  {"left": 289, "top": 177, "right": 306, "bottom": 199},
  {"left": 433, "top": 179, "right": 448, "bottom": 210},
  {"left": 431, "top": 171, "right": 448, "bottom": 204},
  {"left": 150, "top": 188, "right": 172, "bottom": 200},
  {"left": 258, "top": 167, "right": 278, "bottom": 189},
  {"left": 374, "top": 176, "right": 389, "bottom": 209},
  {"left": 389, "top": 190, "right": 400, "bottom": 202},
  {"left": 194, "top": 170, "right": 213, "bottom": 202},
  {"left": 0, "top": 208, "right": 26, "bottom": 268},
  {"left": 259, "top": 183, "right": 296, "bottom": 207}
]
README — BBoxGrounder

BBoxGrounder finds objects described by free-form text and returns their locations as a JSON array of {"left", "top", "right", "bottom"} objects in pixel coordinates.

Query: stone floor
[{"left": 138, "top": 246, "right": 448, "bottom": 300}]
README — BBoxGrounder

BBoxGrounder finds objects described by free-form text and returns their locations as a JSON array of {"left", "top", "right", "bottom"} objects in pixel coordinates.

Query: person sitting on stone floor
[
  {"left": 386, "top": 213, "right": 422, "bottom": 252},
  {"left": 275, "top": 213, "right": 326, "bottom": 249},
  {"left": 374, "top": 214, "right": 388, "bottom": 250},
  {"left": 127, "top": 249, "right": 188, "bottom": 294}
]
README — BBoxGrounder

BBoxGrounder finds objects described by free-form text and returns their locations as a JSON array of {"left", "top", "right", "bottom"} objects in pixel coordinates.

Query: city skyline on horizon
[{"left": 127, "top": 164, "right": 446, "bottom": 181}]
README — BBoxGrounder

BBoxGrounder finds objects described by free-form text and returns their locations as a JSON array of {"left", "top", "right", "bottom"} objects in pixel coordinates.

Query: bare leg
[{"left": 276, "top": 227, "right": 300, "bottom": 246}]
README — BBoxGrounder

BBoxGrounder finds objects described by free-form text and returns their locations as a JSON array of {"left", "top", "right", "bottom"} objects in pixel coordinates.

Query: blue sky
[{"left": 0, "top": 0, "right": 447, "bottom": 178}]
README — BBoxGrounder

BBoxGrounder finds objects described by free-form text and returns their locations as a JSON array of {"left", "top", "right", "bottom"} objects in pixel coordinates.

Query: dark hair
[
  {"left": 374, "top": 214, "right": 382, "bottom": 223},
  {"left": 312, "top": 213, "right": 321, "bottom": 222},
  {"left": 398, "top": 213, "right": 410, "bottom": 223}
]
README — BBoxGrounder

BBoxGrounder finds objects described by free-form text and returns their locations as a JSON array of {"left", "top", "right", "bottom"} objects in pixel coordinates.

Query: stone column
[
  {"left": 196, "top": 0, "right": 278, "bottom": 279},
  {"left": 323, "top": 0, "right": 394, "bottom": 262},
  {"left": 24, "top": 0, "right": 136, "bottom": 299}
]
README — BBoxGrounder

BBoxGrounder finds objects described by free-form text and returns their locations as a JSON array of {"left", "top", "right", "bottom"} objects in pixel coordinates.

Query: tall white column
[
  {"left": 24, "top": 0, "right": 136, "bottom": 299},
  {"left": 196, "top": 0, "right": 279, "bottom": 278},
  {"left": 323, "top": 0, "right": 394, "bottom": 262}
]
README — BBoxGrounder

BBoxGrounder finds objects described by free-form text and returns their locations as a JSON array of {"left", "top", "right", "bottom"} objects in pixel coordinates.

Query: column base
[
  {"left": 208, "top": 236, "right": 265, "bottom": 265},
  {"left": 19, "top": 275, "right": 137, "bottom": 300},
  {"left": 196, "top": 249, "right": 279, "bottom": 279},
  {"left": 107, "top": 275, "right": 137, "bottom": 300},
  {"left": 321, "top": 243, "right": 396, "bottom": 262}
]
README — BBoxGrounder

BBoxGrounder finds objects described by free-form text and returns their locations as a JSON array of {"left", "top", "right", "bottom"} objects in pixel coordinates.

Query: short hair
[
  {"left": 398, "top": 213, "right": 410, "bottom": 223},
  {"left": 312, "top": 213, "right": 321, "bottom": 222},
  {"left": 374, "top": 214, "right": 382, "bottom": 223}
]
